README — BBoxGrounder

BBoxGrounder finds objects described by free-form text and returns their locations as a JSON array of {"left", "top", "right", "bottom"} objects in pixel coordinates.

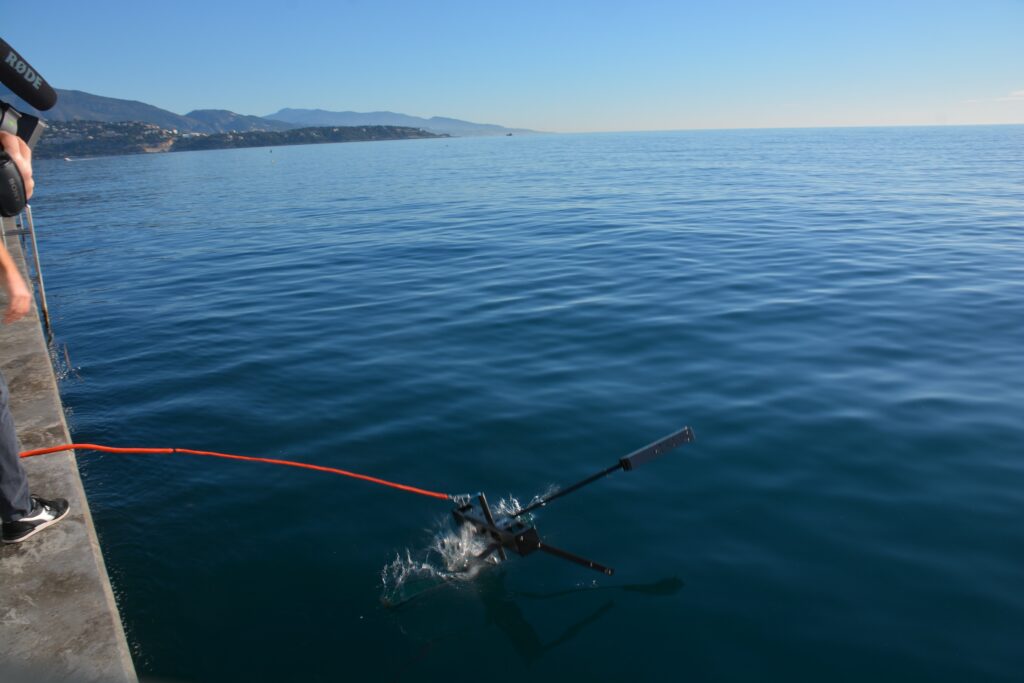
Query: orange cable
[{"left": 19, "top": 443, "right": 452, "bottom": 501}]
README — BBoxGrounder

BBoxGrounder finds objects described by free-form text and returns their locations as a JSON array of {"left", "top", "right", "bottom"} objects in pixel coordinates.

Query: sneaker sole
[{"left": 2, "top": 504, "right": 71, "bottom": 544}]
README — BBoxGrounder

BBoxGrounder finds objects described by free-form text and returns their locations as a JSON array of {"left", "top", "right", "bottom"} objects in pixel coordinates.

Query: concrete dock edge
[{"left": 0, "top": 218, "right": 137, "bottom": 683}]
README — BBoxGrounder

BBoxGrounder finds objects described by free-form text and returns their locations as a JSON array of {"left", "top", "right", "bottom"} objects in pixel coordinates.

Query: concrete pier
[{"left": 0, "top": 218, "right": 137, "bottom": 683}]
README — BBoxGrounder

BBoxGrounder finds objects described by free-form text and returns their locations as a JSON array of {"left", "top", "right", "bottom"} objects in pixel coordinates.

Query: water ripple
[{"left": 30, "top": 126, "right": 1024, "bottom": 682}]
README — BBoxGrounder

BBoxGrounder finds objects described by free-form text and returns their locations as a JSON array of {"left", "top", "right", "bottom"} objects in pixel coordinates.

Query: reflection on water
[
  {"left": 520, "top": 576, "right": 685, "bottom": 600},
  {"left": 387, "top": 571, "right": 685, "bottom": 676},
  {"left": 477, "top": 573, "right": 615, "bottom": 664}
]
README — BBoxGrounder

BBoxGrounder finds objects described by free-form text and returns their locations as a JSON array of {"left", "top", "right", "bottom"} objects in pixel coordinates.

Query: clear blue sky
[{"left": 6, "top": 0, "right": 1023, "bottom": 132}]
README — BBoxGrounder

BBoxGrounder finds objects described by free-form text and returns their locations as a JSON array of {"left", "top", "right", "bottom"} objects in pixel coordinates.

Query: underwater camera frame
[{"left": 452, "top": 425, "right": 696, "bottom": 576}]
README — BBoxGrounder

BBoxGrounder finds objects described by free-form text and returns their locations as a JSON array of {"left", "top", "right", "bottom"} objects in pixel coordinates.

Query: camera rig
[
  {"left": 452, "top": 425, "right": 696, "bottom": 575},
  {"left": 1, "top": 36, "right": 56, "bottom": 216},
  {"left": 0, "top": 102, "right": 45, "bottom": 216},
  {"left": 0, "top": 100, "right": 46, "bottom": 149}
]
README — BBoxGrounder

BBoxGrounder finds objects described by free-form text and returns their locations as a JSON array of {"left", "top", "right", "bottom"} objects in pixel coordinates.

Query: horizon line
[{"left": 548, "top": 121, "right": 1024, "bottom": 135}]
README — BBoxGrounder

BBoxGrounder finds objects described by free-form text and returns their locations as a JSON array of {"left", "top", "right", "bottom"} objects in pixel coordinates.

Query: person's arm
[
  {"left": 0, "top": 242, "right": 31, "bottom": 323},
  {"left": 0, "top": 132, "right": 33, "bottom": 323},
  {"left": 1, "top": 132, "right": 33, "bottom": 201}
]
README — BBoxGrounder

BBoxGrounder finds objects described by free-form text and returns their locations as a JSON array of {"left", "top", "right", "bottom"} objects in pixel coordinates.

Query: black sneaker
[{"left": 2, "top": 496, "right": 70, "bottom": 543}]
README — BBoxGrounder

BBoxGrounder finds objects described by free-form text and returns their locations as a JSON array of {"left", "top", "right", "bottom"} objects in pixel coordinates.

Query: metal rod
[
  {"left": 478, "top": 493, "right": 507, "bottom": 560},
  {"left": 513, "top": 463, "right": 622, "bottom": 519},
  {"left": 512, "top": 425, "right": 695, "bottom": 519},
  {"left": 23, "top": 205, "right": 52, "bottom": 339},
  {"left": 537, "top": 542, "right": 614, "bottom": 576}
]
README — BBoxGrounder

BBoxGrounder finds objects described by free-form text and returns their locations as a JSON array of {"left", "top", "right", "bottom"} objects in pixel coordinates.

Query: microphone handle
[{"left": 0, "top": 38, "right": 58, "bottom": 111}]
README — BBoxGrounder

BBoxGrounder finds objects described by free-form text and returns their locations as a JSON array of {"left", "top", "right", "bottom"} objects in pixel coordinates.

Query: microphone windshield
[{"left": 0, "top": 38, "right": 57, "bottom": 111}]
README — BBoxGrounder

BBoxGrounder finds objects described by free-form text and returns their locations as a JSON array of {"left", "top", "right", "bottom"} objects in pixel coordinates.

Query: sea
[{"left": 30, "top": 126, "right": 1024, "bottom": 682}]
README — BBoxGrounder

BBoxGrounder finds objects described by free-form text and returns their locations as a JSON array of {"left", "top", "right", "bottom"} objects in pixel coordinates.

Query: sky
[{"left": 5, "top": 0, "right": 1023, "bottom": 132}]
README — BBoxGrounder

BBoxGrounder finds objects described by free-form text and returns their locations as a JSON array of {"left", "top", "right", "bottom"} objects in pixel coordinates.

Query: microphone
[{"left": 0, "top": 37, "right": 57, "bottom": 111}]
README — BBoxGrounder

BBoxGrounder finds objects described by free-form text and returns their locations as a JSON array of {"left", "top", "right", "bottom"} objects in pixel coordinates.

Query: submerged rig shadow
[
  {"left": 477, "top": 572, "right": 615, "bottom": 664},
  {"left": 385, "top": 571, "right": 685, "bottom": 676},
  {"left": 483, "top": 573, "right": 685, "bottom": 663},
  {"left": 517, "top": 575, "right": 685, "bottom": 600}
]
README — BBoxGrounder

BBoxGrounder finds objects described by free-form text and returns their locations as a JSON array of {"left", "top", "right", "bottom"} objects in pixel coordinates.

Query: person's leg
[
  {"left": 0, "top": 370, "right": 68, "bottom": 543},
  {"left": 0, "top": 370, "right": 32, "bottom": 522}
]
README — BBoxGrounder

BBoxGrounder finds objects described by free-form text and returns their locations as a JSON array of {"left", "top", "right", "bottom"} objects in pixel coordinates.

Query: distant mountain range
[
  {"left": 264, "top": 108, "right": 535, "bottom": 137},
  {"left": 0, "top": 84, "right": 534, "bottom": 136}
]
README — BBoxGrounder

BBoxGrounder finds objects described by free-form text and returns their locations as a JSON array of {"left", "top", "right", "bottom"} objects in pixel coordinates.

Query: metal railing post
[{"left": 22, "top": 205, "right": 53, "bottom": 337}]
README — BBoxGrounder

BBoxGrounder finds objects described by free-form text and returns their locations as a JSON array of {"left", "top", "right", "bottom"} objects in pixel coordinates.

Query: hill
[
  {"left": 1, "top": 84, "right": 204, "bottom": 131},
  {"left": 1, "top": 84, "right": 535, "bottom": 137},
  {"left": 172, "top": 125, "right": 443, "bottom": 152},
  {"left": 184, "top": 110, "right": 296, "bottom": 133},
  {"left": 32, "top": 120, "right": 444, "bottom": 159},
  {"left": 265, "top": 108, "right": 534, "bottom": 136}
]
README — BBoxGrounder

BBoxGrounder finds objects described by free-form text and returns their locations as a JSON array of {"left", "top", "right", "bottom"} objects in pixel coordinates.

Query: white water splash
[
  {"left": 380, "top": 492, "right": 552, "bottom": 606},
  {"left": 380, "top": 522, "right": 492, "bottom": 606},
  {"left": 499, "top": 485, "right": 559, "bottom": 517}
]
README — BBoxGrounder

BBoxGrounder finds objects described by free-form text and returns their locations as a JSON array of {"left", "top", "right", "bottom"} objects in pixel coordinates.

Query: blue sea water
[{"left": 31, "top": 127, "right": 1024, "bottom": 682}]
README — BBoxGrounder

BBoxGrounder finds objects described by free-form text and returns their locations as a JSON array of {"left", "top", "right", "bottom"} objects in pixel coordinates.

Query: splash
[
  {"left": 499, "top": 485, "right": 558, "bottom": 517},
  {"left": 380, "top": 521, "right": 493, "bottom": 607},
  {"left": 380, "top": 492, "right": 552, "bottom": 606},
  {"left": 48, "top": 339, "right": 81, "bottom": 382}
]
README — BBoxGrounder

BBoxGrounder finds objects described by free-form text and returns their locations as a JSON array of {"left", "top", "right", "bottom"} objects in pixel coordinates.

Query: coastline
[{"left": 35, "top": 122, "right": 447, "bottom": 160}]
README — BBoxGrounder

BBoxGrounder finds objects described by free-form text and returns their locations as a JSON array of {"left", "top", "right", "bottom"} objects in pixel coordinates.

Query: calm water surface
[{"left": 32, "top": 127, "right": 1024, "bottom": 682}]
